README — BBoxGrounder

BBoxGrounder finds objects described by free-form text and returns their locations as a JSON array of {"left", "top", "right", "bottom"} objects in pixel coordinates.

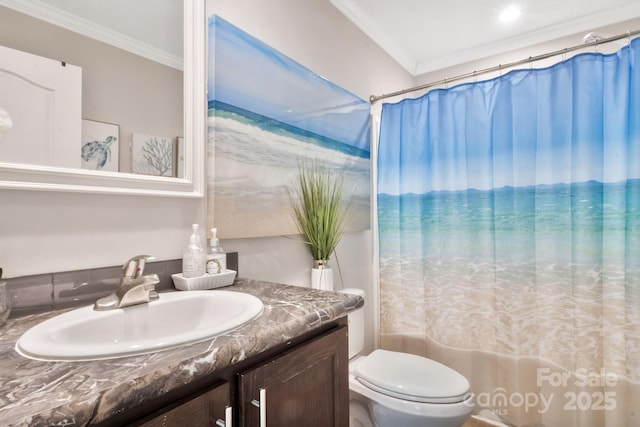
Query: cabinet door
[
  {"left": 136, "top": 381, "right": 231, "bottom": 427},
  {"left": 238, "top": 326, "right": 348, "bottom": 427}
]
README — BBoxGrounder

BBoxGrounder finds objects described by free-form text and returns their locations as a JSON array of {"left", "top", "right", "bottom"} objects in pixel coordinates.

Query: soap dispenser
[
  {"left": 206, "top": 228, "right": 227, "bottom": 274},
  {"left": 183, "top": 224, "right": 205, "bottom": 278}
]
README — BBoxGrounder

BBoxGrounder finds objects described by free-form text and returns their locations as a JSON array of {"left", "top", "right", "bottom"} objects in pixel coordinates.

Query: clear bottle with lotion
[
  {"left": 183, "top": 224, "right": 205, "bottom": 278},
  {"left": 206, "top": 228, "right": 227, "bottom": 274}
]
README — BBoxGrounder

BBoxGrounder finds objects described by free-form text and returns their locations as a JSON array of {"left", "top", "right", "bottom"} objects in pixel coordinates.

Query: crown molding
[{"left": 329, "top": 0, "right": 417, "bottom": 74}]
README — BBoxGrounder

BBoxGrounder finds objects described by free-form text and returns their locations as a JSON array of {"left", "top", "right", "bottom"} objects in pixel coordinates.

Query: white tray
[{"left": 171, "top": 270, "right": 237, "bottom": 291}]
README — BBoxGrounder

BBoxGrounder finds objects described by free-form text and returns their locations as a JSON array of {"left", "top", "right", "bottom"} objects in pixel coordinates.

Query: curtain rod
[{"left": 370, "top": 29, "right": 640, "bottom": 104}]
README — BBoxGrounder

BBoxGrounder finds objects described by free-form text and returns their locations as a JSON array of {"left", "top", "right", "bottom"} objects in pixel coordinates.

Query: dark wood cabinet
[
  {"left": 132, "top": 323, "right": 348, "bottom": 427},
  {"left": 135, "top": 382, "right": 231, "bottom": 427},
  {"left": 237, "top": 323, "right": 348, "bottom": 427}
]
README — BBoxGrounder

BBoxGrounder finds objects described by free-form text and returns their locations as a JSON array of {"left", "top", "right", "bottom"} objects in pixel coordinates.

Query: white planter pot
[{"left": 311, "top": 261, "right": 333, "bottom": 291}]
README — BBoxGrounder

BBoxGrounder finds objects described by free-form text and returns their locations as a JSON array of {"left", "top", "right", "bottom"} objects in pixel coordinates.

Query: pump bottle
[
  {"left": 206, "top": 228, "right": 227, "bottom": 274},
  {"left": 183, "top": 224, "right": 205, "bottom": 278}
]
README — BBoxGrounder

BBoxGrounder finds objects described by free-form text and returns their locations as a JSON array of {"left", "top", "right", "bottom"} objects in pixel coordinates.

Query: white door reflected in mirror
[{"left": 0, "top": 45, "right": 82, "bottom": 168}]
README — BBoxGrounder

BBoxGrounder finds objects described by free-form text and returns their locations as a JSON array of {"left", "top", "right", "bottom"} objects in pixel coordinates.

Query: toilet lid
[{"left": 354, "top": 349, "right": 471, "bottom": 404}]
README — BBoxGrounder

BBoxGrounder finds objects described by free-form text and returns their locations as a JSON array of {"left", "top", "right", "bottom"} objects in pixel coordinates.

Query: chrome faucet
[{"left": 94, "top": 255, "right": 160, "bottom": 311}]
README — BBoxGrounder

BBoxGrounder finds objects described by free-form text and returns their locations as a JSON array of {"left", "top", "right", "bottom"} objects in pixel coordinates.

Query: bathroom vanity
[
  {"left": 0, "top": 279, "right": 364, "bottom": 426},
  {"left": 136, "top": 325, "right": 346, "bottom": 427}
]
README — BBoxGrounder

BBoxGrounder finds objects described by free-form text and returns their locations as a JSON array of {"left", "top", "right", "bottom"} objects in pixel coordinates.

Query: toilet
[{"left": 342, "top": 288, "right": 474, "bottom": 427}]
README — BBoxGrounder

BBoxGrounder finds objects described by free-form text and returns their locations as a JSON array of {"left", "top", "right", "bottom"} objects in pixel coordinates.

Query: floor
[{"left": 463, "top": 416, "right": 504, "bottom": 427}]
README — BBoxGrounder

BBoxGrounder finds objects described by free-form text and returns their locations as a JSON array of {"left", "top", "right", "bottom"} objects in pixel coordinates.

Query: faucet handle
[{"left": 122, "top": 255, "right": 155, "bottom": 279}]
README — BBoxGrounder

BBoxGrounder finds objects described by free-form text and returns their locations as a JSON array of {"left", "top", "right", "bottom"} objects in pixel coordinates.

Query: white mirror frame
[{"left": 0, "top": 0, "right": 205, "bottom": 198}]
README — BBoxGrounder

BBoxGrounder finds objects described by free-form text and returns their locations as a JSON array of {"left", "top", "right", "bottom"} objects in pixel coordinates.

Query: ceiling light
[{"left": 499, "top": 5, "right": 521, "bottom": 23}]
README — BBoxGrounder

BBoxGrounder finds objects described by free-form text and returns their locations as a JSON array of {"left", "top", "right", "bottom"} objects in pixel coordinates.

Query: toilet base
[
  {"left": 350, "top": 390, "right": 374, "bottom": 427},
  {"left": 369, "top": 400, "right": 471, "bottom": 427},
  {"left": 349, "top": 374, "right": 474, "bottom": 427}
]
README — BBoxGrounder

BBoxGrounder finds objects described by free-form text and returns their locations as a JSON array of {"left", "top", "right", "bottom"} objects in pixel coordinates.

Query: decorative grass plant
[{"left": 289, "top": 159, "right": 349, "bottom": 263}]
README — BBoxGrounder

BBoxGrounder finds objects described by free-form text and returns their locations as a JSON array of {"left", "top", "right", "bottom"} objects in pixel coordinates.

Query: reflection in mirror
[
  {"left": 1, "top": 44, "right": 82, "bottom": 169},
  {"left": 0, "top": 0, "right": 205, "bottom": 196},
  {"left": 0, "top": 106, "right": 13, "bottom": 138}
]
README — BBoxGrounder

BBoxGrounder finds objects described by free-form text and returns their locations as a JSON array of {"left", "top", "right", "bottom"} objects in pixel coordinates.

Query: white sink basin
[{"left": 16, "top": 290, "right": 263, "bottom": 361}]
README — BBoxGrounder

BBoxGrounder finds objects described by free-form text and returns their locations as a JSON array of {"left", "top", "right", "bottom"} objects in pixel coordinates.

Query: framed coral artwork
[
  {"left": 81, "top": 119, "right": 119, "bottom": 172},
  {"left": 131, "top": 132, "right": 174, "bottom": 177}
]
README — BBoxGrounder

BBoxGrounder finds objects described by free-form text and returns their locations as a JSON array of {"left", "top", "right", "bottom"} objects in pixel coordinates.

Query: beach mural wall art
[{"left": 207, "top": 16, "right": 371, "bottom": 239}]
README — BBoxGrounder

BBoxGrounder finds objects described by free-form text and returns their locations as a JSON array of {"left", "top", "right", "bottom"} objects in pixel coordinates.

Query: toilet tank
[{"left": 340, "top": 288, "right": 365, "bottom": 359}]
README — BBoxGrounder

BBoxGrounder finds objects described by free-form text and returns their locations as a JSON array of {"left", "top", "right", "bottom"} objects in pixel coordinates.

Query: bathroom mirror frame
[{"left": 0, "top": 0, "right": 206, "bottom": 198}]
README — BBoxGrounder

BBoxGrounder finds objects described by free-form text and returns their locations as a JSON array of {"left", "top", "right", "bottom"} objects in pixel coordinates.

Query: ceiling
[
  {"left": 6, "top": 0, "right": 640, "bottom": 78},
  {"left": 330, "top": 0, "right": 640, "bottom": 76}
]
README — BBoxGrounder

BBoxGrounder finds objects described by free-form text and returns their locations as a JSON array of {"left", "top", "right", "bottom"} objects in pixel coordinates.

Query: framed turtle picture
[{"left": 81, "top": 119, "right": 119, "bottom": 172}]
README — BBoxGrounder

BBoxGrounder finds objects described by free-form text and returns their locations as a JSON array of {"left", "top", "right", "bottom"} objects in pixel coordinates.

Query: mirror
[{"left": 0, "top": 0, "right": 205, "bottom": 197}]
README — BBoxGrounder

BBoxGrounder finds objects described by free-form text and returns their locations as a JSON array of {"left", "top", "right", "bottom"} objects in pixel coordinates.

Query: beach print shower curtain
[{"left": 377, "top": 39, "right": 640, "bottom": 426}]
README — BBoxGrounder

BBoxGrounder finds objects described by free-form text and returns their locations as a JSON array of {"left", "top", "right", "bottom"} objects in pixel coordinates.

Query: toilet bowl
[{"left": 342, "top": 288, "right": 474, "bottom": 427}]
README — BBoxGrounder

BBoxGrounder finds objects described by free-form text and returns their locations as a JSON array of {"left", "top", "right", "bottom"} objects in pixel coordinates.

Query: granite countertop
[{"left": 0, "top": 278, "right": 364, "bottom": 427}]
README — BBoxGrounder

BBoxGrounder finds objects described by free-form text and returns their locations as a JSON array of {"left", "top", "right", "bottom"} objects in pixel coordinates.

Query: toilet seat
[{"left": 354, "top": 349, "right": 471, "bottom": 404}]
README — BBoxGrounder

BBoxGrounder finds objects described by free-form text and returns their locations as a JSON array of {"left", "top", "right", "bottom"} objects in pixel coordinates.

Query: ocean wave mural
[
  {"left": 208, "top": 16, "right": 370, "bottom": 239},
  {"left": 378, "top": 39, "right": 640, "bottom": 425}
]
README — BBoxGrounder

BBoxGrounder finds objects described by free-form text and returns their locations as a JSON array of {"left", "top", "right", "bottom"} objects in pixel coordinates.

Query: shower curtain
[{"left": 377, "top": 39, "right": 640, "bottom": 426}]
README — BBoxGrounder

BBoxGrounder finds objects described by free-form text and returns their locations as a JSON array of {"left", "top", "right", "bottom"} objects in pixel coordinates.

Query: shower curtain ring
[{"left": 628, "top": 30, "right": 632, "bottom": 46}]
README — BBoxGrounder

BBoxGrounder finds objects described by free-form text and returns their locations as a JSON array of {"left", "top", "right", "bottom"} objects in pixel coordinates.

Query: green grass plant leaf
[{"left": 288, "top": 159, "right": 349, "bottom": 262}]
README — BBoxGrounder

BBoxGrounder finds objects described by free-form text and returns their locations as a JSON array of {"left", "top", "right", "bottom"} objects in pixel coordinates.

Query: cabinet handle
[
  {"left": 250, "top": 388, "right": 267, "bottom": 427},
  {"left": 215, "top": 405, "right": 233, "bottom": 427}
]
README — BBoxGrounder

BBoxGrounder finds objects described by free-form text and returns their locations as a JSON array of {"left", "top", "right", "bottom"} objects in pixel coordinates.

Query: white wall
[{"left": 0, "top": 190, "right": 204, "bottom": 276}]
